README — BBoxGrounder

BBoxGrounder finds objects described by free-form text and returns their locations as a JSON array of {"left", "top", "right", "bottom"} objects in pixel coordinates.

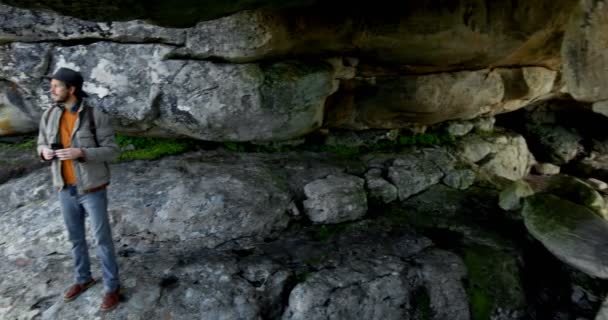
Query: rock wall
[{"left": 4, "top": 0, "right": 608, "bottom": 140}]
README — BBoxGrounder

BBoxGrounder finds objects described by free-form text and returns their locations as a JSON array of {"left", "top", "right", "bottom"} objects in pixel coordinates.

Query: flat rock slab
[{"left": 523, "top": 194, "right": 608, "bottom": 279}]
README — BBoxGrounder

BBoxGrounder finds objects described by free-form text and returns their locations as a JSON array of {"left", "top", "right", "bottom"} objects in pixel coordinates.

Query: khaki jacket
[{"left": 37, "top": 101, "right": 119, "bottom": 194}]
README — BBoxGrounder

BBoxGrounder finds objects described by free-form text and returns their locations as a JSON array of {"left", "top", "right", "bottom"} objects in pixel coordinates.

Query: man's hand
[
  {"left": 41, "top": 147, "right": 55, "bottom": 161},
  {"left": 55, "top": 148, "right": 83, "bottom": 160}
]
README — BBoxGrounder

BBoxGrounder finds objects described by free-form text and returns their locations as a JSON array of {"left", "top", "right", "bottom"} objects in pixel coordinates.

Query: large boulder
[
  {"left": 1, "top": 41, "right": 337, "bottom": 141},
  {"left": 0, "top": 43, "right": 53, "bottom": 135},
  {"left": 522, "top": 194, "right": 608, "bottom": 279},
  {"left": 281, "top": 227, "right": 469, "bottom": 320},
  {"left": 455, "top": 132, "right": 534, "bottom": 181},
  {"left": 0, "top": 154, "right": 293, "bottom": 250},
  {"left": 387, "top": 148, "right": 453, "bottom": 200},
  {"left": 303, "top": 174, "right": 368, "bottom": 224},
  {"left": 177, "top": 1, "right": 574, "bottom": 69},
  {"left": 326, "top": 67, "right": 556, "bottom": 129}
]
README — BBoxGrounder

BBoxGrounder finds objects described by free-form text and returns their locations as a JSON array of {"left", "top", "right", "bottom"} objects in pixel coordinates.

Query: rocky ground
[{"left": 2, "top": 114, "right": 608, "bottom": 319}]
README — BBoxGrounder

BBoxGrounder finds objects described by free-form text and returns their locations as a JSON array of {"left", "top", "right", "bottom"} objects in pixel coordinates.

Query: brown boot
[
  {"left": 100, "top": 287, "right": 120, "bottom": 311},
  {"left": 63, "top": 279, "right": 97, "bottom": 301}
]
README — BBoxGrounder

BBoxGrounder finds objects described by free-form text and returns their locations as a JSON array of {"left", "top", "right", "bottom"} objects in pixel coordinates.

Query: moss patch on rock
[
  {"left": 115, "top": 134, "right": 199, "bottom": 162},
  {"left": 463, "top": 245, "right": 525, "bottom": 320}
]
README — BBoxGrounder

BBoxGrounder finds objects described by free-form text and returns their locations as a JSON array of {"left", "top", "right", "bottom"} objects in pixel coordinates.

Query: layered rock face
[
  {"left": 0, "top": 129, "right": 534, "bottom": 319},
  {"left": 4, "top": 1, "right": 608, "bottom": 319},
  {"left": 4, "top": 0, "right": 607, "bottom": 139}
]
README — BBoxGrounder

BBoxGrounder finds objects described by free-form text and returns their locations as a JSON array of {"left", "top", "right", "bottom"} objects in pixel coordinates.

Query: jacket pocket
[
  {"left": 75, "top": 131, "right": 97, "bottom": 148},
  {"left": 77, "top": 161, "right": 109, "bottom": 190}
]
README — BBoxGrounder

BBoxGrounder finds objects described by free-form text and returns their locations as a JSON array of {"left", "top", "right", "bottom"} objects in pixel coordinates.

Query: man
[{"left": 37, "top": 67, "right": 121, "bottom": 311}]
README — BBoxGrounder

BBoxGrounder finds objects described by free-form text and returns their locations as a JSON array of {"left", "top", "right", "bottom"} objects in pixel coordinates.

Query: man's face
[{"left": 49, "top": 79, "right": 73, "bottom": 103}]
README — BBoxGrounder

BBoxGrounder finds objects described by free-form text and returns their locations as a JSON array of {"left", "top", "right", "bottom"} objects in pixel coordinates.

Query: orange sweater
[{"left": 60, "top": 110, "right": 78, "bottom": 185}]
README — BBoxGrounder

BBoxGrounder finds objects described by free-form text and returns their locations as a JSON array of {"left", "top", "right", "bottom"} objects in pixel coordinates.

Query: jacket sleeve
[
  {"left": 80, "top": 109, "right": 119, "bottom": 163},
  {"left": 36, "top": 109, "right": 51, "bottom": 160}
]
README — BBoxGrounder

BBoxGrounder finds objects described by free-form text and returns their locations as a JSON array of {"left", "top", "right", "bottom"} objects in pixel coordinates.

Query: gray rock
[
  {"left": 592, "top": 100, "right": 608, "bottom": 118},
  {"left": 113, "top": 159, "right": 293, "bottom": 248},
  {"left": 525, "top": 124, "right": 583, "bottom": 165},
  {"left": 416, "top": 250, "right": 470, "bottom": 320},
  {"left": 155, "top": 60, "right": 336, "bottom": 141},
  {"left": 303, "top": 174, "right": 368, "bottom": 224},
  {"left": 456, "top": 133, "right": 533, "bottom": 181},
  {"left": 573, "top": 154, "right": 608, "bottom": 183},
  {"left": 238, "top": 256, "right": 293, "bottom": 319},
  {"left": 499, "top": 180, "right": 535, "bottom": 211},
  {"left": 327, "top": 68, "right": 555, "bottom": 129},
  {"left": 0, "top": 43, "right": 53, "bottom": 133},
  {"left": 282, "top": 255, "right": 412, "bottom": 320},
  {"left": 532, "top": 175, "right": 608, "bottom": 220},
  {"left": 7, "top": 42, "right": 336, "bottom": 141},
  {"left": 281, "top": 228, "right": 469, "bottom": 320},
  {"left": 388, "top": 149, "right": 451, "bottom": 200},
  {"left": 168, "top": 1, "right": 574, "bottom": 69},
  {"left": 0, "top": 4, "right": 185, "bottom": 44},
  {"left": 180, "top": 10, "right": 284, "bottom": 63},
  {"left": 597, "top": 297, "right": 608, "bottom": 320},
  {"left": 587, "top": 178, "right": 608, "bottom": 191},
  {"left": 522, "top": 194, "right": 608, "bottom": 279},
  {"left": 473, "top": 116, "right": 496, "bottom": 132},
  {"left": 446, "top": 121, "right": 474, "bottom": 137},
  {"left": 0, "top": 137, "right": 46, "bottom": 185},
  {"left": 443, "top": 169, "right": 476, "bottom": 190},
  {"left": 0, "top": 81, "right": 40, "bottom": 135},
  {"left": 533, "top": 162, "right": 561, "bottom": 175},
  {"left": 364, "top": 168, "right": 398, "bottom": 204}
]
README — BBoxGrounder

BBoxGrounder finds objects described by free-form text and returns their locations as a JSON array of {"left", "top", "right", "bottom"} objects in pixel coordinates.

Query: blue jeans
[{"left": 59, "top": 185, "right": 119, "bottom": 293}]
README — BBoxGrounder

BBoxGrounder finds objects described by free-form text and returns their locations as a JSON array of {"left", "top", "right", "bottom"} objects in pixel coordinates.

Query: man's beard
[{"left": 51, "top": 93, "right": 68, "bottom": 103}]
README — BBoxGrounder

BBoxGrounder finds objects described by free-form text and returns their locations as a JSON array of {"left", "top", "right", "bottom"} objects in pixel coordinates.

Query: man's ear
[{"left": 68, "top": 86, "right": 76, "bottom": 97}]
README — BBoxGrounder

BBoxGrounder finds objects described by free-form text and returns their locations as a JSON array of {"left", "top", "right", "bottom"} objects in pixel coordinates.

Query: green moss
[
  {"left": 464, "top": 247, "right": 493, "bottom": 320},
  {"left": 462, "top": 245, "right": 524, "bottom": 320},
  {"left": 115, "top": 134, "right": 197, "bottom": 162},
  {"left": 107, "top": 130, "right": 458, "bottom": 161},
  {"left": 304, "top": 253, "right": 328, "bottom": 268},
  {"left": 411, "top": 288, "right": 432, "bottom": 320},
  {"left": 311, "top": 223, "right": 350, "bottom": 242},
  {"left": 295, "top": 271, "right": 311, "bottom": 283},
  {"left": 0, "top": 137, "right": 36, "bottom": 150}
]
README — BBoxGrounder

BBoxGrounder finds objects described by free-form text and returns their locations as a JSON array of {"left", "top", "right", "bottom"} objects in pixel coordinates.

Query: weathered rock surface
[
  {"left": 499, "top": 180, "right": 535, "bottom": 211},
  {"left": 281, "top": 224, "right": 470, "bottom": 320},
  {"left": 533, "top": 162, "right": 561, "bottom": 175},
  {"left": 326, "top": 67, "right": 557, "bottom": 129},
  {"left": 0, "top": 4, "right": 185, "bottom": 44},
  {"left": 0, "top": 0, "right": 317, "bottom": 27},
  {"left": 597, "top": 297, "right": 608, "bottom": 320},
  {"left": 0, "top": 153, "right": 475, "bottom": 319},
  {"left": 0, "top": 137, "right": 43, "bottom": 185},
  {"left": 540, "top": 175, "right": 608, "bottom": 219},
  {"left": 562, "top": 0, "right": 608, "bottom": 102},
  {"left": 573, "top": 154, "right": 608, "bottom": 183},
  {"left": 454, "top": 131, "right": 534, "bottom": 181},
  {"left": 1, "top": 155, "right": 292, "bottom": 250},
  {"left": 1, "top": 41, "right": 337, "bottom": 141},
  {"left": 364, "top": 168, "right": 398, "bottom": 204},
  {"left": 388, "top": 148, "right": 452, "bottom": 200},
  {"left": 303, "top": 174, "right": 368, "bottom": 224},
  {"left": 0, "top": 0, "right": 586, "bottom": 140},
  {"left": 177, "top": 1, "right": 574, "bottom": 69},
  {"left": 523, "top": 194, "right": 608, "bottom": 279}
]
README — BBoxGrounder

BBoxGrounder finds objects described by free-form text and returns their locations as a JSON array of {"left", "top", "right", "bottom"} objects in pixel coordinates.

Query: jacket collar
[{"left": 56, "top": 98, "right": 84, "bottom": 114}]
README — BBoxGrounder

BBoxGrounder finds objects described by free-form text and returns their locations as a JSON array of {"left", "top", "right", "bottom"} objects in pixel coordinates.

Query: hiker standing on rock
[{"left": 36, "top": 67, "right": 121, "bottom": 311}]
